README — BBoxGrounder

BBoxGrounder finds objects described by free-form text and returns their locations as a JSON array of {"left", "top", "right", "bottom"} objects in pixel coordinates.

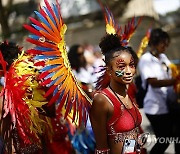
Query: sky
[
  {"left": 153, "top": 0, "right": 180, "bottom": 15},
  {"left": 39, "top": 0, "right": 180, "bottom": 17}
]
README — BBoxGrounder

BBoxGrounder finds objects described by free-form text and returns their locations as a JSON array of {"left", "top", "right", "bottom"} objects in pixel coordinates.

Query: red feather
[
  {"left": 40, "top": 78, "right": 52, "bottom": 86},
  {"left": 56, "top": 93, "right": 68, "bottom": 113},
  {"left": 44, "top": 85, "right": 56, "bottom": 97},
  {"left": 27, "top": 49, "right": 42, "bottom": 55},
  {"left": 29, "top": 17, "right": 43, "bottom": 28},
  {"left": 34, "top": 61, "right": 45, "bottom": 67},
  {"left": 39, "top": 6, "right": 48, "bottom": 20},
  {"left": 48, "top": 91, "right": 60, "bottom": 106},
  {"left": 23, "top": 24, "right": 42, "bottom": 36},
  {"left": 39, "top": 71, "right": 49, "bottom": 80},
  {"left": 95, "top": 67, "right": 110, "bottom": 90}
]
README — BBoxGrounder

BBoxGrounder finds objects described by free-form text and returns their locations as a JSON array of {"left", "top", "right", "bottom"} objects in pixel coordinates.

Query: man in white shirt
[{"left": 138, "top": 28, "right": 177, "bottom": 154}]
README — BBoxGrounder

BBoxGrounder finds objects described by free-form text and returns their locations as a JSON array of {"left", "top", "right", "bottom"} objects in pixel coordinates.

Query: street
[{"left": 140, "top": 109, "right": 175, "bottom": 154}]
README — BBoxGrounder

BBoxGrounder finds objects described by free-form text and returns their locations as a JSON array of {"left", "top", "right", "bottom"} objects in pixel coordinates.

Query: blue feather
[
  {"left": 29, "top": 35, "right": 39, "bottom": 40},
  {"left": 53, "top": 85, "right": 59, "bottom": 96},
  {"left": 34, "top": 11, "right": 52, "bottom": 29},
  {"left": 35, "top": 46, "right": 52, "bottom": 51},
  {"left": 53, "top": 4, "right": 60, "bottom": 23},
  {"left": 46, "top": 77, "right": 58, "bottom": 87},
  {"left": 41, "top": 65, "right": 58, "bottom": 72},
  {"left": 31, "top": 24, "right": 45, "bottom": 31},
  {"left": 44, "top": 72, "right": 55, "bottom": 79},
  {"left": 34, "top": 55, "right": 57, "bottom": 60},
  {"left": 58, "top": 88, "right": 65, "bottom": 102},
  {"left": 43, "top": 6, "right": 56, "bottom": 27},
  {"left": 105, "top": 8, "right": 110, "bottom": 23},
  {"left": 55, "top": 88, "right": 65, "bottom": 104}
]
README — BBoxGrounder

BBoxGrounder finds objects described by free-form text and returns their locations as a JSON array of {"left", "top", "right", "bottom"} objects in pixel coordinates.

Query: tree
[
  {"left": 0, "top": 0, "right": 13, "bottom": 39},
  {"left": 0, "top": 0, "right": 38, "bottom": 39},
  {"left": 102, "top": 0, "right": 131, "bottom": 17}
]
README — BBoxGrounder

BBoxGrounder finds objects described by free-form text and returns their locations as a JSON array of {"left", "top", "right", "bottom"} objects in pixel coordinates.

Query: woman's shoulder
[
  {"left": 93, "top": 91, "right": 107, "bottom": 103},
  {"left": 92, "top": 89, "right": 111, "bottom": 109}
]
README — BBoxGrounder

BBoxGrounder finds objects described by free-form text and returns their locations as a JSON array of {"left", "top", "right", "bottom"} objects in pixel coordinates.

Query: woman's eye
[
  {"left": 117, "top": 66, "right": 125, "bottom": 69},
  {"left": 130, "top": 63, "right": 135, "bottom": 68}
]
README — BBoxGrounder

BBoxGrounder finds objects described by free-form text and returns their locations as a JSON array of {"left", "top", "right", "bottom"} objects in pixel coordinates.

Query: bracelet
[{"left": 95, "top": 148, "right": 110, "bottom": 154}]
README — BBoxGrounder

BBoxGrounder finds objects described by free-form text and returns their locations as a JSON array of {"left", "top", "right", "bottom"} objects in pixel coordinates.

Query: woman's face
[
  {"left": 155, "top": 39, "right": 169, "bottom": 54},
  {"left": 77, "top": 46, "right": 86, "bottom": 66},
  {"left": 109, "top": 50, "right": 136, "bottom": 84}
]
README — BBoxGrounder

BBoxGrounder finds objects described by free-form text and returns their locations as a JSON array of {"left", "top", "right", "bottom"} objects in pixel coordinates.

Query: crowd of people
[
  {"left": 0, "top": 0, "right": 180, "bottom": 154},
  {"left": 0, "top": 30, "right": 180, "bottom": 154}
]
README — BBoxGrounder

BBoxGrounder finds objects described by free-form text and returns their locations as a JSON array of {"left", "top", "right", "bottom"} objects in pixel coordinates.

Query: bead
[{"left": 95, "top": 148, "right": 110, "bottom": 154}]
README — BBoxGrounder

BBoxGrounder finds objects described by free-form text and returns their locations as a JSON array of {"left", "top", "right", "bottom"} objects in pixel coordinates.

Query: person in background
[
  {"left": 138, "top": 28, "right": 178, "bottom": 154},
  {"left": 68, "top": 44, "right": 97, "bottom": 96},
  {"left": 68, "top": 44, "right": 96, "bottom": 154}
]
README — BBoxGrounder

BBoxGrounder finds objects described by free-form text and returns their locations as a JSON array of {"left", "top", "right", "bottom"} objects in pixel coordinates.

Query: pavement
[{"left": 140, "top": 109, "right": 175, "bottom": 154}]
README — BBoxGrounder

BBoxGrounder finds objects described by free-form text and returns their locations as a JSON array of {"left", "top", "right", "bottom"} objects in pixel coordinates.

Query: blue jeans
[{"left": 0, "top": 137, "right": 4, "bottom": 154}]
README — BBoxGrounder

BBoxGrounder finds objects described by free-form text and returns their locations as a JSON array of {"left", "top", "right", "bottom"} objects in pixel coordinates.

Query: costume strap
[{"left": 100, "top": 88, "right": 122, "bottom": 124}]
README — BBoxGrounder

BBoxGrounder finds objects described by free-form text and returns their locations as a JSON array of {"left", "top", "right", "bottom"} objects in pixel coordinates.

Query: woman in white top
[{"left": 138, "top": 28, "right": 178, "bottom": 154}]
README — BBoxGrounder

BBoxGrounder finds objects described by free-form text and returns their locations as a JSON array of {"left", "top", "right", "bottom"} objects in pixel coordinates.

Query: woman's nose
[{"left": 125, "top": 66, "right": 131, "bottom": 74}]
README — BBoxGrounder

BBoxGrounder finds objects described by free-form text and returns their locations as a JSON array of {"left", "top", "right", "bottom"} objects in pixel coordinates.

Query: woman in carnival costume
[
  {"left": 0, "top": 41, "right": 53, "bottom": 153},
  {"left": 89, "top": 6, "right": 144, "bottom": 154}
]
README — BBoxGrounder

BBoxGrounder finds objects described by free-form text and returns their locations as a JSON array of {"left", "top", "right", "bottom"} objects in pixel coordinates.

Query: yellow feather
[
  {"left": 106, "top": 24, "right": 116, "bottom": 35},
  {"left": 137, "top": 36, "right": 149, "bottom": 58},
  {"left": 169, "top": 63, "right": 180, "bottom": 93}
]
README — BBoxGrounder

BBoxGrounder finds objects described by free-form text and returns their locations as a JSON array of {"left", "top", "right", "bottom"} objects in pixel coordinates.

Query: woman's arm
[
  {"left": 90, "top": 93, "right": 109, "bottom": 150},
  {"left": 147, "top": 77, "right": 176, "bottom": 87}
]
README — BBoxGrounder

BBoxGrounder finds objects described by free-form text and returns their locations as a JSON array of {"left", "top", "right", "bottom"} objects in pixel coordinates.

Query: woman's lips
[{"left": 123, "top": 76, "right": 133, "bottom": 81}]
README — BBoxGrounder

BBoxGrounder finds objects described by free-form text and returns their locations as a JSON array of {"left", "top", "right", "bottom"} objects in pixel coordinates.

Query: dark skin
[
  {"left": 90, "top": 50, "right": 137, "bottom": 154},
  {"left": 148, "top": 39, "right": 176, "bottom": 87}
]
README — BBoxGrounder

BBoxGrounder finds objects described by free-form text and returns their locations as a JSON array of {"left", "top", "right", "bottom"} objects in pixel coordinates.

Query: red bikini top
[{"left": 100, "top": 88, "right": 142, "bottom": 136}]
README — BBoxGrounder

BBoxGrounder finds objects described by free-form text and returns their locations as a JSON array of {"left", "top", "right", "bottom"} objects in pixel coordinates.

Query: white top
[
  {"left": 138, "top": 52, "right": 172, "bottom": 115},
  {"left": 72, "top": 66, "right": 97, "bottom": 87},
  {"left": 0, "top": 77, "right": 4, "bottom": 86}
]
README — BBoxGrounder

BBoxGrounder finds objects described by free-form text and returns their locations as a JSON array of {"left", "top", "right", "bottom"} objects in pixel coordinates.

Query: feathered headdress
[
  {"left": 24, "top": 0, "right": 92, "bottom": 126},
  {"left": 96, "top": 5, "right": 142, "bottom": 90},
  {"left": 104, "top": 7, "right": 142, "bottom": 46}
]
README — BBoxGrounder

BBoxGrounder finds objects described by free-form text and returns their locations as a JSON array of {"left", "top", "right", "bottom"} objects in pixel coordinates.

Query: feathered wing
[
  {"left": 0, "top": 52, "right": 53, "bottom": 152},
  {"left": 24, "top": 0, "right": 92, "bottom": 126}
]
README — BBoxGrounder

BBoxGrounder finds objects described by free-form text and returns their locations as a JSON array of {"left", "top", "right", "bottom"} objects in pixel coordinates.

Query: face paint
[
  {"left": 115, "top": 70, "right": 124, "bottom": 77},
  {"left": 116, "top": 59, "right": 124, "bottom": 65},
  {"left": 129, "top": 58, "right": 135, "bottom": 68}
]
